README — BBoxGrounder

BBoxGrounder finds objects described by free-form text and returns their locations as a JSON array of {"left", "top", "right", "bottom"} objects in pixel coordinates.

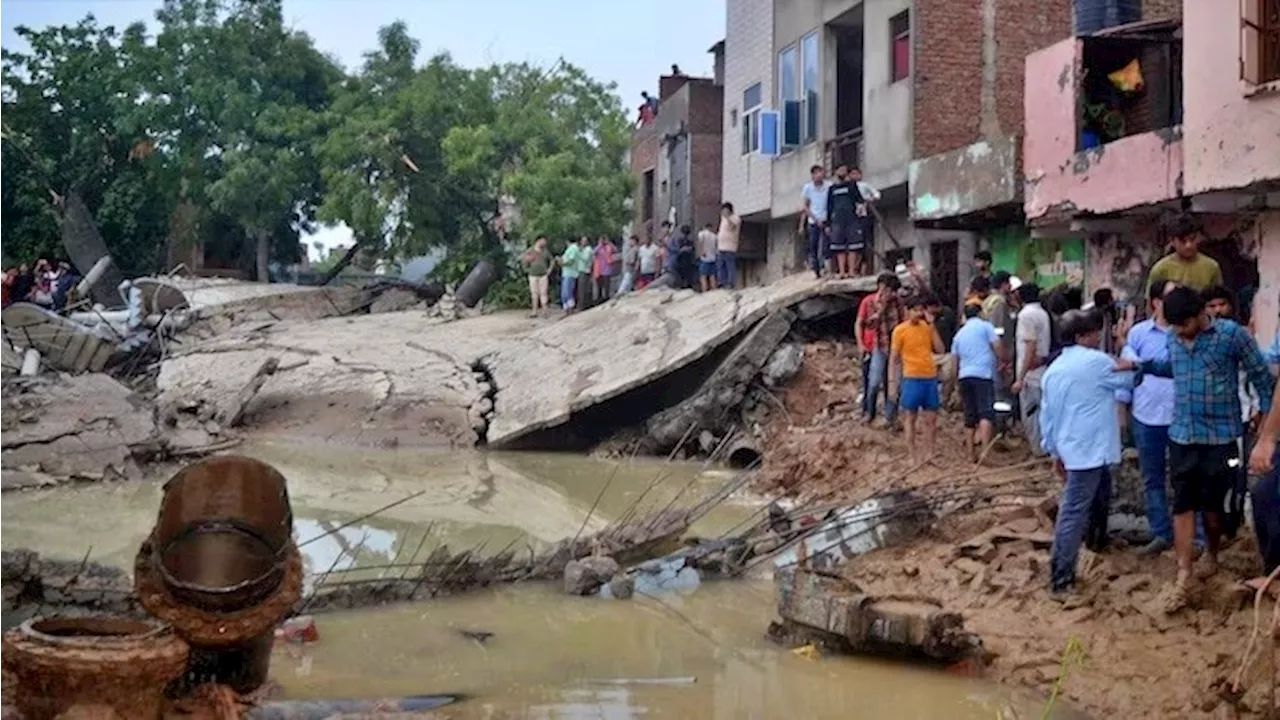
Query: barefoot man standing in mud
[
  {"left": 1247, "top": 377, "right": 1280, "bottom": 595},
  {"left": 1135, "top": 287, "right": 1275, "bottom": 613},
  {"left": 890, "top": 295, "right": 945, "bottom": 462}
]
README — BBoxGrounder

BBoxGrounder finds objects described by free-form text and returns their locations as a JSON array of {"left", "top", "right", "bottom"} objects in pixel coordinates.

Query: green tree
[
  {"left": 157, "top": 0, "right": 339, "bottom": 280},
  {"left": 2, "top": 16, "right": 174, "bottom": 274},
  {"left": 443, "top": 60, "right": 633, "bottom": 245}
]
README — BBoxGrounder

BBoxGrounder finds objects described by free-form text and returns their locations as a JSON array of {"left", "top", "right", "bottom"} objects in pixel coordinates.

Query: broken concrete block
[
  {"left": 564, "top": 556, "right": 620, "bottom": 596},
  {"left": 774, "top": 567, "right": 981, "bottom": 662},
  {"left": 762, "top": 343, "right": 804, "bottom": 388}
]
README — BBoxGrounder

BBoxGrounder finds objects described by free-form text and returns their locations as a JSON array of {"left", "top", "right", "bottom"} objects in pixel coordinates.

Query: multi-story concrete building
[
  {"left": 629, "top": 48, "right": 726, "bottom": 242},
  {"left": 720, "top": 0, "right": 1074, "bottom": 303},
  {"left": 1020, "top": 0, "right": 1279, "bottom": 343}
]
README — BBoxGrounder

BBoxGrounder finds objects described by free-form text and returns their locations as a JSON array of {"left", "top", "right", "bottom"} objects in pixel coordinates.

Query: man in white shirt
[
  {"left": 801, "top": 165, "right": 830, "bottom": 279},
  {"left": 1013, "top": 282, "right": 1052, "bottom": 456},
  {"left": 696, "top": 223, "right": 719, "bottom": 292},
  {"left": 716, "top": 202, "right": 741, "bottom": 289}
]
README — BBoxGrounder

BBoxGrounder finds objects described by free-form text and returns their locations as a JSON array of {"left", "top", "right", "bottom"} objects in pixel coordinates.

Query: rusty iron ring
[
  {"left": 134, "top": 537, "right": 304, "bottom": 648},
  {"left": 2, "top": 616, "right": 189, "bottom": 719},
  {"left": 153, "top": 518, "right": 286, "bottom": 610}
]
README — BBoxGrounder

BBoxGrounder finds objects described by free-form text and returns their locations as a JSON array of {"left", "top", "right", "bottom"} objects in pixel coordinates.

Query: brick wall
[
  {"left": 690, "top": 133, "right": 724, "bottom": 231},
  {"left": 913, "top": 0, "right": 1072, "bottom": 159},
  {"left": 1142, "top": 0, "right": 1183, "bottom": 22},
  {"left": 629, "top": 128, "right": 660, "bottom": 239}
]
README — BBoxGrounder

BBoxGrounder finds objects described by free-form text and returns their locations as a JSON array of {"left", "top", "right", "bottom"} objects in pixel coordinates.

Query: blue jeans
[
  {"left": 1253, "top": 452, "right": 1280, "bottom": 574},
  {"left": 1132, "top": 419, "right": 1173, "bottom": 543},
  {"left": 807, "top": 224, "right": 825, "bottom": 274},
  {"left": 716, "top": 251, "right": 737, "bottom": 288},
  {"left": 860, "top": 353, "right": 873, "bottom": 417},
  {"left": 865, "top": 348, "right": 897, "bottom": 422},
  {"left": 1050, "top": 466, "right": 1112, "bottom": 591},
  {"left": 560, "top": 275, "right": 577, "bottom": 309},
  {"left": 1131, "top": 419, "right": 1206, "bottom": 547}
]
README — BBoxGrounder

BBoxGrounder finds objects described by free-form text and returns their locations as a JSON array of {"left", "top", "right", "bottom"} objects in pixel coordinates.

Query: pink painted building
[
  {"left": 1023, "top": 26, "right": 1184, "bottom": 226},
  {"left": 1181, "top": 0, "right": 1280, "bottom": 344},
  {"left": 1019, "top": 2, "right": 1280, "bottom": 346}
]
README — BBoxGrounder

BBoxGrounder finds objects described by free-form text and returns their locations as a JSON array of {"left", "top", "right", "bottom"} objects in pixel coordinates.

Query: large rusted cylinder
[
  {"left": 1, "top": 616, "right": 189, "bottom": 720},
  {"left": 152, "top": 455, "right": 294, "bottom": 610},
  {"left": 135, "top": 456, "right": 302, "bottom": 694}
]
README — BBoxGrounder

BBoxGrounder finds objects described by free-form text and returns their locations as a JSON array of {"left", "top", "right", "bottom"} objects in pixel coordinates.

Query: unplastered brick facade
[
  {"left": 722, "top": 0, "right": 774, "bottom": 216},
  {"left": 1142, "top": 0, "right": 1183, "bottom": 22},
  {"left": 912, "top": 0, "right": 1071, "bottom": 159}
]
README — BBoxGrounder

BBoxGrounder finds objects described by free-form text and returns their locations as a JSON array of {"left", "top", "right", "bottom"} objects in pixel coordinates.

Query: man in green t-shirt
[
  {"left": 521, "top": 236, "right": 552, "bottom": 316},
  {"left": 1146, "top": 213, "right": 1224, "bottom": 295},
  {"left": 559, "top": 240, "right": 584, "bottom": 312}
]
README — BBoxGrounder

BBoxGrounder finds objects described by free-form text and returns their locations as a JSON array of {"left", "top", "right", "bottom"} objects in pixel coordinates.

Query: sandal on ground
[{"left": 1162, "top": 581, "right": 1190, "bottom": 614}]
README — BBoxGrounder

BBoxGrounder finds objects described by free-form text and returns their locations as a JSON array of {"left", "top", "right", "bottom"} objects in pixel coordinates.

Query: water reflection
[
  {"left": 1, "top": 442, "right": 755, "bottom": 582},
  {"left": 273, "top": 582, "right": 1063, "bottom": 719}
]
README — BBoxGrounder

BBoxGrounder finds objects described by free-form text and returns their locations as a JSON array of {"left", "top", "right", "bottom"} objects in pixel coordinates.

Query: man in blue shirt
[
  {"left": 1040, "top": 310, "right": 1136, "bottom": 599},
  {"left": 1139, "top": 286, "right": 1276, "bottom": 613},
  {"left": 800, "top": 165, "right": 830, "bottom": 279},
  {"left": 1121, "top": 280, "right": 1180, "bottom": 555},
  {"left": 951, "top": 304, "right": 1002, "bottom": 461}
]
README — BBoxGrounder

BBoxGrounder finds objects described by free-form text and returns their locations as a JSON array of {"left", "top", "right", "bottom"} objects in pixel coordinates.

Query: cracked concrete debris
[
  {"left": 484, "top": 274, "right": 875, "bottom": 447},
  {"left": 135, "top": 274, "right": 878, "bottom": 452},
  {"left": 644, "top": 310, "right": 796, "bottom": 453},
  {"left": 1, "top": 374, "right": 159, "bottom": 487}
]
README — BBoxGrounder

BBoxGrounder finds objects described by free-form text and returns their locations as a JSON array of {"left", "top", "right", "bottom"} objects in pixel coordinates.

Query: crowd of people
[
  {"left": 1, "top": 259, "right": 81, "bottom": 311},
  {"left": 517, "top": 203, "right": 742, "bottom": 316},
  {"left": 852, "top": 212, "right": 1280, "bottom": 612}
]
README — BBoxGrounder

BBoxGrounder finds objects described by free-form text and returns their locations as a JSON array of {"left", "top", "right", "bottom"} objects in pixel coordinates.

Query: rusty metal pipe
[
  {"left": 1, "top": 616, "right": 189, "bottom": 720},
  {"left": 135, "top": 456, "right": 302, "bottom": 694}
]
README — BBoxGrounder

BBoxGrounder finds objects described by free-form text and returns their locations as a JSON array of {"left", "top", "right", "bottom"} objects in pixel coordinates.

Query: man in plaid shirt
[{"left": 1137, "top": 286, "right": 1276, "bottom": 613}]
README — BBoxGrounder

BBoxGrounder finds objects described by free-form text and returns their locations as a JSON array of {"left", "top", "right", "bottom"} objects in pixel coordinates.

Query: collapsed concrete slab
[
  {"left": 152, "top": 273, "right": 874, "bottom": 451},
  {"left": 1, "top": 374, "right": 159, "bottom": 486},
  {"left": 483, "top": 274, "right": 874, "bottom": 447},
  {"left": 644, "top": 308, "right": 796, "bottom": 454}
]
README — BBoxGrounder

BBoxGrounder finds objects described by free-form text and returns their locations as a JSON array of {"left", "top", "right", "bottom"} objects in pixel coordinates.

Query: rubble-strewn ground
[{"left": 759, "top": 340, "right": 1279, "bottom": 720}]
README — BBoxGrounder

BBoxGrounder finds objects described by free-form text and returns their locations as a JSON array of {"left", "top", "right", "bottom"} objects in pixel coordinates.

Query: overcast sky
[{"left": 2, "top": 0, "right": 726, "bottom": 258}]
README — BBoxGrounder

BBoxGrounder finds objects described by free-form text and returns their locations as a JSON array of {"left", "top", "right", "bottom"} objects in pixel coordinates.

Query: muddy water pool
[{"left": 2, "top": 441, "right": 1074, "bottom": 718}]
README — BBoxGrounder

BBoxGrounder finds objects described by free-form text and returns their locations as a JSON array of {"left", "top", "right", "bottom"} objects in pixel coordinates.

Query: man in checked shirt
[{"left": 1134, "top": 286, "right": 1276, "bottom": 613}]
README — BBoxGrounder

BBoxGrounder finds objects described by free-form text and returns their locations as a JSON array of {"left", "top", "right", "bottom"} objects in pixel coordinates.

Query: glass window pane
[
  {"left": 805, "top": 91, "right": 818, "bottom": 142},
  {"left": 743, "top": 82, "right": 762, "bottom": 110},
  {"left": 802, "top": 33, "right": 819, "bottom": 92},
  {"left": 783, "top": 101, "right": 801, "bottom": 146},
  {"left": 779, "top": 47, "right": 797, "bottom": 101}
]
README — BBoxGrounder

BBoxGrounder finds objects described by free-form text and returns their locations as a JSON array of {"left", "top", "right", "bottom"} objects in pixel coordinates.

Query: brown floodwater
[{"left": 2, "top": 441, "right": 1082, "bottom": 718}]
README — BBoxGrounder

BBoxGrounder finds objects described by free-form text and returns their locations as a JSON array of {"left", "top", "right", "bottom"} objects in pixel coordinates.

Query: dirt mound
[
  {"left": 844, "top": 506, "right": 1276, "bottom": 719},
  {"left": 759, "top": 340, "right": 1278, "bottom": 719},
  {"left": 757, "top": 341, "right": 1024, "bottom": 502}
]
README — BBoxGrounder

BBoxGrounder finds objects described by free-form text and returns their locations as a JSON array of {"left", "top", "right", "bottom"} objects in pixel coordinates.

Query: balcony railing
[{"left": 823, "top": 127, "right": 863, "bottom": 172}]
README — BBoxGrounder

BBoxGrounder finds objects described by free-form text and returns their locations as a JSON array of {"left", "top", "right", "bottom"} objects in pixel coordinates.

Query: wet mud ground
[{"left": 755, "top": 340, "right": 1280, "bottom": 720}]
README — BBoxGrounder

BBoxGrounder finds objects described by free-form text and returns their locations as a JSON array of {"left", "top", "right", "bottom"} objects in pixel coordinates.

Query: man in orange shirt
[{"left": 891, "top": 295, "right": 946, "bottom": 462}]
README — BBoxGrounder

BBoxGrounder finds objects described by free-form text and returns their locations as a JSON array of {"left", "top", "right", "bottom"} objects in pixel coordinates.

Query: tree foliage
[{"left": 2, "top": 0, "right": 632, "bottom": 290}]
